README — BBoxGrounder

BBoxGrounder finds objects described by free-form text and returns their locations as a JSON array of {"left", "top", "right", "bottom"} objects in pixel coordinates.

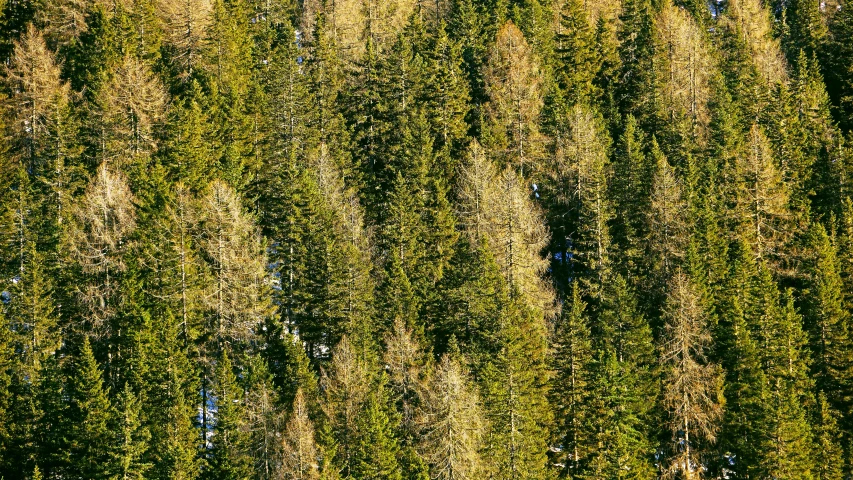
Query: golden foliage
[
  {"left": 655, "top": 3, "right": 714, "bottom": 142},
  {"left": 723, "top": 0, "right": 788, "bottom": 85},
  {"left": 68, "top": 164, "right": 137, "bottom": 334},
  {"left": 484, "top": 21, "right": 545, "bottom": 175},
  {"left": 198, "top": 180, "right": 271, "bottom": 348}
]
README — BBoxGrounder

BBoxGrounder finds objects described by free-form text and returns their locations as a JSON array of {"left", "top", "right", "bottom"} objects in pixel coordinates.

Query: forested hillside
[{"left": 2, "top": 0, "right": 853, "bottom": 478}]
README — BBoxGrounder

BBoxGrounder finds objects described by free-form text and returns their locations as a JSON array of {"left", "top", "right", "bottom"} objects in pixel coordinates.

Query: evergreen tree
[
  {"left": 715, "top": 245, "right": 771, "bottom": 479},
  {"left": 813, "top": 392, "right": 844, "bottom": 480},
  {"left": 207, "top": 349, "right": 252, "bottom": 479},
  {"left": 480, "top": 298, "right": 552, "bottom": 480},
  {"left": 551, "top": 283, "right": 593, "bottom": 477},
  {"left": 430, "top": 235, "right": 507, "bottom": 357},
  {"left": 554, "top": 0, "right": 598, "bottom": 104},
  {"left": 802, "top": 222, "right": 853, "bottom": 413},
  {"left": 424, "top": 22, "right": 470, "bottom": 178},
  {"left": 784, "top": 0, "right": 828, "bottom": 65},
  {"left": 161, "top": 81, "right": 219, "bottom": 187},
  {"left": 0, "top": 310, "right": 14, "bottom": 476},
  {"left": 759, "top": 381, "right": 814, "bottom": 479},
  {"left": 546, "top": 104, "right": 613, "bottom": 299},
  {"left": 143, "top": 310, "right": 202, "bottom": 479},
  {"left": 610, "top": 116, "right": 652, "bottom": 280},
  {"left": 616, "top": 0, "right": 655, "bottom": 122},
  {"left": 349, "top": 377, "right": 404, "bottom": 480},
  {"left": 203, "top": 0, "right": 260, "bottom": 187},
  {"left": 67, "top": 337, "right": 113, "bottom": 479},
  {"left": 826, "top": 4, "right": 853, "bottom": 132},
  {"left": 109, "top": 383, "right": 152, "bottom": 479}
]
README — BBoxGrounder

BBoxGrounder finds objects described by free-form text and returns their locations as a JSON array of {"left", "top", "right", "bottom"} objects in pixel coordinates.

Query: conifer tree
[
  {"left": 67, "top": 337, "right": 113, "bottom": 479},
  {"left": 119, "top": 0, "right": 163, "bottom": 64},
  {"left": 161, "top": 81, "right": 219, "bottom": 187},
  {"left": 660, "top": 272, "right": 723, "bottom": 479},
  {"left": 739, "top": 124, "right": 792, "bottom": 269},
  {"left": 455, "top": 141, "right": 552, "bottom": 313},
  {"left": 349, "top": 376, "right": 404, "bottom": 480},
  {"left": 418, "top": 353, "right": 484, "bottom": 480},
  {"left": 229, "top": 355, "right": 275, "bottom": 478},
  {"left": 447, "top": 0, "right": 488, "bottom": 109},
  {"left": 550, "top": 283, "right": 593, "bottom": 477},
  {"left": 308, "top": 148, "right": 375, "bottom": 353},
  {"left": 143, "top": 310, "right": 201, "bottom": 480},
  {"left": 110, "top": 383, "right": 152, "bottom": 479},
  {"left": 262, "top": 328, "right": 320, "bottom": 419},
  {"left": 207, "top": 349, "right": 252, "bottom": 479},
  {"left": 547, "top": 104, "right": 612, "bottom": 298},
  {"left": 384, "top": 319, "right": 427, "bottom": 440},
  {"left": 616, "top": 0, "right": 655, "bottom": 121},
  {"left": 158, "top": 0, "right": 213, "bottom": 81},
  {"left": 6, "top": 242, "right": 60, "bottom": 387},
  {"left": 554, "top": 0, "right": 598, "bottom": 104},
  {"left": 3, "top": 24, "right": 73, "bottom": 171},
  {"left": 197, "top": 180, "right": 271, "bottom": 352},
  {"left": 142, "top": 182, "right": 205, "bottom": 345},
  {"left": 759, "top": 381, "right": 814, "bottom": 479},
  {"left": 92, "top": 55, "right": 168, "bottom": 170},
  {"left": 610, "top": 115, "right": 651, "bottom": 277},
  {"left": 721, "top": 0, "right": 787, "bottom": 88},
  {"left": 321, "top": 336, "right": 374, "bottom": 477},
  {"left": 68, "top": 164, "right": 136, "bottom": 338},
  {"left": 593, "top": 18, "right": 621, "bottom": 122},
  {"left": 825, "top": 4, "right": 853, "bottom": 131},
  {"left": 304, "top": 11, "right": 354, "bottom": 185},
  {"left": 430, "top": 235, "right": 507, "bottom": 357},
  {"left": 715, "top": 245, "right": 770, "bottom": 479},
  {"left": 785, "top": 0, "right": 828, "bottom": 65},
  {"left": 203, "top": 0, "right": 260, "bottom": 187},
  {"left": 483, "top": 20, "right": 545, "bottom": 176},
  {"left": 1, "top": 240, "right": 61, "bottom": 474},
  {"left": 36, "top": 0, "right": 91, "bottom": 51},
  {"left": 653, "top": 2, "right": 714, "bottom": 150},
  {"left": 282, "top": 388, "right": 321, "bottom": 480},
  {"left": 813, "top": 392, "right": 844, "bottom": 480},
  {"left": 647, "top": 141, "right": 688, "bottom": 306},
  {"left": 802, "top": 222, "right": 853, "bottom": 413},
  {"left": 596, "top": 275, "right": 657, "bottom": 467},
  {"left": 479, "top": 298, "right": 552, "bottom": 480},
  {"left": 424, "top": 22, "right": 470, "bottom": 177},
  {"left": 0, "top": 310, "right": 14, "bottom": 476}
]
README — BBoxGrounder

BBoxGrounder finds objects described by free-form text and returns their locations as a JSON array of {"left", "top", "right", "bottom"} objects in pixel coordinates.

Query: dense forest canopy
[{"left": 1, "top": 0, "right": 853, "bottom": 478}]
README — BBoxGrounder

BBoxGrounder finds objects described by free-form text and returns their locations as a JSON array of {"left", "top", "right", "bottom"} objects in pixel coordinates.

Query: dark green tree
[
  {"left": 206, "top": 350, "right": 252, "bottom": 479},
  {"left": 802, "top": 222, "right": 853, "bottom": 413},
  {"left": 109, "top": 383, "right": 152, "bottom": 479},
  {"left": 350, "top": 377, "right": 403, "bottom": 480},
  {"left": 66, "top": 337, "right": 113, "bottom": 479},
  {"left": 826, "top": 6, "right": 853, "bottom": 132}
]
